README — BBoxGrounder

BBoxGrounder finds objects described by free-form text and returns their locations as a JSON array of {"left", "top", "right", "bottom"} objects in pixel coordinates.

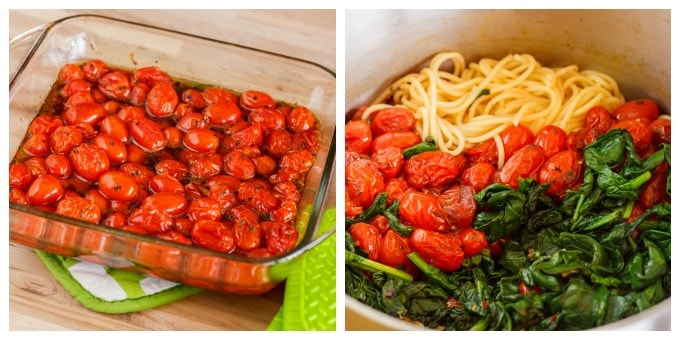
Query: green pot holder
[
  {"left": 35, "top": 250, "right": 203, "bottom": 314},
  {"left": 35, "top": 208, "right": 336, "bottom": 330}
]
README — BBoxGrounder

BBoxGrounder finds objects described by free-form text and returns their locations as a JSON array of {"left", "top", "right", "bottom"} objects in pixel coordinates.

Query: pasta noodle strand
[{"left": 365, "top": 52, "right": 625, "bottom": 168}]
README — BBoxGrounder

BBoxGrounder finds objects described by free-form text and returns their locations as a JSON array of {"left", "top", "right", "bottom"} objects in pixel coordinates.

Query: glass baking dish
[{"left": 9, "top": 14, "right": 336, "bottom": 295}]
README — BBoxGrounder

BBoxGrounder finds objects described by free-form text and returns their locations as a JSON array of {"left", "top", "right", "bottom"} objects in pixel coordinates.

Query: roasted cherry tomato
[
  {"left": 584, "top": 106, "right": 615, "bottom": 135},
  {"left": 346, "top": 158, "right": 385, "bottom": 209},
  {"left": 240, "top": 90, "right": 275, "bottom": 110},
  {"left": 384, "top": 177, "right": 409, "bottom": 205},
  {"left": 264, "top": 129, "right": 293, "bottom": 156},
  {"left": 128, "top": 207, "right": 174, "bottom": 235},
  {"left": 129, "top": 116, "right": 167, "bottom": 152},
  {"left": 639, "top": 169, "right": 670, "bottom": 209},
  {"left": 499, "top": 144, "right": 544, "bottom": 189},
  {"left": 149, "top": 174, "right": 186, "bottom": 195},
  {"left": 44, "top": 154, "right": 72, "bottom": 178},
  {"left": 648, "top": 118, "right": 671, "bottom": 145},
  {"left": 370, "top": 146, "right": 405, "bottom": 180},
  {"left": 410, "top": 229, "right": 464, "bottom": 272},
  {"left": 371, "top": 131, "right": 421, "bottom": 153},
  {"left": 437, "top": 185, "right": 477, "bottom": 229},
  {"left": 81, "top": 59, "right": 108, "bottom": 82},
  {"left": 187, "top": 197, "right": 222, "bottom": 222},
  {"left": 538, "top": 149, "right": 583, "bottom": 198},
  {"left": 403, "top": 151, "right": 466, "bottom": 189},
  {"left": 378, "top": 229, "right": 412, "bottom": 268},
  {"left": 398, "top": 191, "right": 449, "bottom": 232},
  {"left": 26, "top": 174, "right": 65, "bottom": 205},
  {"left": 98, "top": 71, "right": 132, "bottom": 101},
  {"left": 223, "top": 151, "right": 256, "bottom": 180},
  {"left": 610, "top": 119, "right": 653, "bottom": 155},
  {"left": 263, "top": 220, "right": 299, "bottom": 255},
  {"left": 191, "top": 219, "right": 236, "bottom": 253},
  {"left": 181, "top": 88, "right": 208, "bottom": 109},
  {"left": 58, "top": 64, "right": 85, "bottom": 83},
  {"left": 533, "top": 125, "right": 567, "bottom": 158},
  {"left": 55, "top": 196, "right": 102, "bottom": 224},
  {"left": 203, "top": 102, "right": 243, "bottom": 127},
  {"left": 464, "top": 138, "right": 499, "bottom": 166},
  {"left": 9, "top": 163, "right": 33, "bottom": 189},
  {"left": 287, "top": 106, "right": 316, "bottom": 132},
  {"left": 345, "top": 120, "right": 373, "bottom": 155},
  {"left": 99, "top": 115, "right": 131, "bottom": 143},
  {"left": 459, "top": 162, "right": 495, "bottom": 193},
  {"left": 248, "top": 108, "right": 286, "bottom": 134},
  {"left": 29, "top": 116, "right": 64, "bottom": 136},
  {"left": 238, "top": 180, "right": 279, "bottom": 213},
  {"left": 97, "top": 171, "right": 139, "bottom": 202},
  {"left": 349, "top": 222, "right": 381, "bottom": 261},
  {"left": 22, "top": 133, "right": 51, "bottom": 157},
  {"left": 132, "top": 66, "right": 173, "bottom": 87},
  {"left": 611, "top": 98, "right": 659, "bottom": 122},
  {"left": 271, "top": 150, "right": 314, "bottom": 183},
  {"left": 500, "top": 124, "right": 534, "bottom": 159},
  {"left": 231, "top": 205, "right": 263, "bottom": 252},
  {"left": 182, "top": 128, "right": 220, "bottom": 153},
  {"left": 92, "top": 134, "right": 127, "bottom": 164},
  {"left": 457, "top": 228, "right": 489, "bottom": 257},
  {"left": 69, "top": 143, "right": 111, "bottom": 182},
  {"left": 202, "top": 87, "right": 239, "bottom": 106},
  {"left": 370, "top": 107, "right": 416, "bottom": 136}
]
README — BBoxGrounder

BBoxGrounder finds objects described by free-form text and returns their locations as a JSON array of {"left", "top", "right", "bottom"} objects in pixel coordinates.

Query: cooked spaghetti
[{"left": 362, "top": 52, "right": 625, "bottom": 168}]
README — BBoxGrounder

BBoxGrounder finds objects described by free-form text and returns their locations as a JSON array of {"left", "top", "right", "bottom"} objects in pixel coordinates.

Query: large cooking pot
[{"left": 345, "top": 9, "right": 670, "bottom": 331}]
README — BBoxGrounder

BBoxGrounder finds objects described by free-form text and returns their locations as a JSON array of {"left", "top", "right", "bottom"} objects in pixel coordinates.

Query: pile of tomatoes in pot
[
  {"left": 345, "top": 98, "right": 670, "bottom": 274},
  {"left": 9, "top": 60, "right": 321, "bottom": 258}
]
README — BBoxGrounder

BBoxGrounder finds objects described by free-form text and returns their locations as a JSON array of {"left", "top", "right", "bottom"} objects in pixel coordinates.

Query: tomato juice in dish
[
  {"left": 9, "top": 59, "right": 321, "bottom": 259},
  {"left": 344, "top": 52, "right": 671, "bottom": 330}
]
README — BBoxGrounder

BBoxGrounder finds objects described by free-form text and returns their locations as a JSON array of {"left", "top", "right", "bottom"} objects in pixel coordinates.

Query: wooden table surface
[{"left": 8, "top": 9, "right": 336, "bottom": 331}]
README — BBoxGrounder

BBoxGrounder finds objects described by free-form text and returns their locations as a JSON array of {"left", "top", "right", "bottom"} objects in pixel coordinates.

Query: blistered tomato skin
[
  {"left": 26, "top": 174, "right": 65, "bottom": 205},
  {"left": 240, "top": 90, "right": 275, "bottom": 110},
  {"left": 69, "top": 143, "right": 111, "bottom": 183},
  {"left": 611, "top": 98, "right": 659, "bottom": 122},
  {"left": 534, "top": 125, "right": 568, "bottom": 158},
  {"left": 500, "top": 124, "right": 535, "bottom": 159},
  {"left": 371, "top": 131, "right": 421, "bottom": 153},
  {"left": 129, "top": 116, "right": 167, "bottom": 152},
  {"left": 223, "top": 151, "right": 256, "bottom": 180},
  {"left": 459, "top": 162, "right": 495, "bottom": 193},
  {"left": 410, "top": 229, "right": 464, "bottom": 272},
  {"left": 404, "top": 151, "right": 466, "bottom": 189},
  {"left": 538, "top": 150, "right": 584, "bottom": 198},
  {"left": 345, "top": 120, "right": 373, "bottom": 155},
  {"left": 55, "top": 196, "right": 102, "bottom": 224},
  {"left": 499, "top": 144, "right": 544, "bottom": 190},
  {"left": 141, "top": 192, "right": 189, "bottom": 217},
  {"left": 370, "top": 107, "right": 416, "bottom": 136},
  {"left": 98, "top": 171, "right": 139, "bottom": 202},
  {"left": 287, "top": 106, "right": 316, "bottom": 132},
  {"left": 9, "top": 163, "right": 33, "bottom": 189},
  {"left": 263, "top": 221, "right": 299, "bottom": 255},
  {"left": 146, "top": 82, "right": 178, "bottom": 119},
  {"left": 192, "top": 219, "right": 236, "bottom": 253},
  {"left": 399, "top": 191, "right": 450, "bottom": 232},
  {"left": 349, "top": 222, "right": 381, "bottom": 261},
  {"left": 346, "top": 158, "right": 385, "bottom": 209},
  {"left": 437, "top": 185, "right": 477, "bottom": 229},
  {"left": 98, "top": 71, "right": 132, "bottom": 101}
]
